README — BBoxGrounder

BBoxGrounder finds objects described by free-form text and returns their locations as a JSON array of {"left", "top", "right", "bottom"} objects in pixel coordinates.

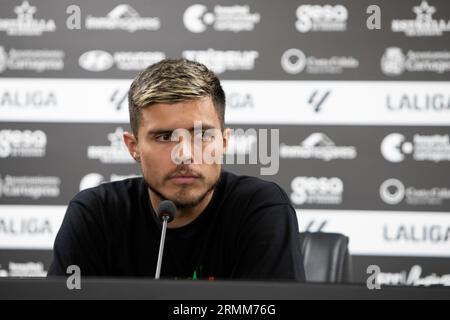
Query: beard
[{"left": 144, "top": 169, "right": 220, "bottom": 210}]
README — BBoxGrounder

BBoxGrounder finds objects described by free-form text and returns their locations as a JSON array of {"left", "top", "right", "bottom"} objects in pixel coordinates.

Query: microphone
[{"left": 155, "top": 200, "right": 177, "bottom": 280}]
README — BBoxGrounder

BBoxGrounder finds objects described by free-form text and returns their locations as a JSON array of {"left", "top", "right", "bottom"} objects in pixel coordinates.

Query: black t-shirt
[{"left": 48, "top": 171, "right": 305, "bottom": 281}]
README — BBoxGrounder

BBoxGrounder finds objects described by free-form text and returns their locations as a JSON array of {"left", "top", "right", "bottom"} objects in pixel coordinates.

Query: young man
[{"left": 48, "top": 59, "right": 305, "bottom": 281}]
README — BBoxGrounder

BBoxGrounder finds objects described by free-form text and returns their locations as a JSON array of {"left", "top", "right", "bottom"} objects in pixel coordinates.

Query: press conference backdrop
[{"left": 0, "top": 0, "right": 449, "bottom": 286}]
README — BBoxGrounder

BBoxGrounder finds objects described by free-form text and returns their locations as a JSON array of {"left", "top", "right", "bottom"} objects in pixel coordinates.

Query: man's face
[{"left": 124, "top": 97, "right": 229, "bottom": 209}]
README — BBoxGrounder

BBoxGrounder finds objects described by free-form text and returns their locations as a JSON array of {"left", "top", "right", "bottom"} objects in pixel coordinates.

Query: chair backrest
[{"left": 299, "top": 232, "right": 352, "bottom": 283}]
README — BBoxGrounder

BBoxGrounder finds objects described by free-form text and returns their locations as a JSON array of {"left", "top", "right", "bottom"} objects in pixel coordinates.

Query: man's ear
[
  {"left": 222, "top": 128, "right": 232, "bottom": 153},
  {"left": 123, "top": 131, "right": 140, "bottom": 162}
]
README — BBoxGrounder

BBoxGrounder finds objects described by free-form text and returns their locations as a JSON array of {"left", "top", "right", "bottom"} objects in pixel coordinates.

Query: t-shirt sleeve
[
  {"left": 230, "top": 184, "right": 306, "bottom": 281},
  {"left": 47, "top": 192, "right": 107, "bottom": 277}
]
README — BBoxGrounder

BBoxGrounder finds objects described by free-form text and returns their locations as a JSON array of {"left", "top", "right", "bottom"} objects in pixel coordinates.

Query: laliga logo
[
  {"left": 381, "top": 47, "right": 406, "bottom": 76},
  {"left": 380, "top": 178, "right": 405, "bottom": 205},
  {"left": 381, "top": 133, "right": 414, "bottom": 163},
  {"left": 183, "top": 4, "right": 214, "bottom": 33}
]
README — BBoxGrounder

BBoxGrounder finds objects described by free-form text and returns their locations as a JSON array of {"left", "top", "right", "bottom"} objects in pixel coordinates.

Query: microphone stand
[{"left": 155, "top": 215, "right": 170, "bottom": 279}]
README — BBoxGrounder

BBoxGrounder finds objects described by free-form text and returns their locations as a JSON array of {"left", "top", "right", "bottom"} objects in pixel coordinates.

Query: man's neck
[{"left": 148, "top": 190, "right": 214, "bottom": 229}]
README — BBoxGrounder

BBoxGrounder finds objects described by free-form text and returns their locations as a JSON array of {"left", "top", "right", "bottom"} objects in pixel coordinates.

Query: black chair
[{"left": 299, "top": 232, "right": 352, "bottom": 284}]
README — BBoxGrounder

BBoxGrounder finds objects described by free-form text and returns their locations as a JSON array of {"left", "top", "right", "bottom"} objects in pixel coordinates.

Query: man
[{"left": 48, "top": 59, "right": 305, "bottom": 281}]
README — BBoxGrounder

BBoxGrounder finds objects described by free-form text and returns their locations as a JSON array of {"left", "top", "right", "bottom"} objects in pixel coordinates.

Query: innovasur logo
[
  {"left": 85, "top": 4, "right": 161, "bottom": 32},
  {"left": 280, "top": 132, "right": 357, "bottom": 161}
]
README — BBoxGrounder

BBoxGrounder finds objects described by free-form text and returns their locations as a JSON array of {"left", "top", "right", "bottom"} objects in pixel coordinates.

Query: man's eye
[
  {"left": 195, "top": 131, "right": 215, "bottom": 142},
  {"left": 156, "top": 134, "right": 172, "bottom": 142}
]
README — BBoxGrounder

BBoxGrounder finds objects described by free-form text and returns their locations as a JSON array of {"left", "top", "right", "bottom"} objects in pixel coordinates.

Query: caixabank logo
[
  {"left": 281, "top": 48, "right": 359, "bottom": 75},
  {"left": 380, "top": 178, "right": 450, "bottom": 206}
]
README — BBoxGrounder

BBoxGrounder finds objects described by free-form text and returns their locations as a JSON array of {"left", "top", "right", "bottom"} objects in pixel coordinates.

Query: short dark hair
[{"left": 128, "top": 58, "right": 226, "bottom": 137}]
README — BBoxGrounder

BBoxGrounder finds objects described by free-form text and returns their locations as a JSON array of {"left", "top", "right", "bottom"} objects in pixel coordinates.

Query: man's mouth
[{"left": 168, "top": 174, "right": 201, "bottom": 184}]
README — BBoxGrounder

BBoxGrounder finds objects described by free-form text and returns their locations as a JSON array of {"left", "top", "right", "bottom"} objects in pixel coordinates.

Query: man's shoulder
[
  {"left": 71, "top": 177, "right": 144, "bottom": 207},
  {"left": 222, "top": 171, "right": 291, "bottom": 207}
]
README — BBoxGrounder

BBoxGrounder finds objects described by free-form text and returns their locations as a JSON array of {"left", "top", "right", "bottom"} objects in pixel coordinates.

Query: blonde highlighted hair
[{"left": 128, "top": 59, "right": 226, "bottom": 137}]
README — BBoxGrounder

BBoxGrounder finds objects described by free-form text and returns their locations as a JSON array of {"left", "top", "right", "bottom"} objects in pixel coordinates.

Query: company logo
[
  {"left": 380, "top": 179, "right": 405, "bottom": 205},
  {"left": 79, "top": 50, "right": 165, "bottom": 72},
  {"left": 381, "top": 47, "right": 406, "bottom": 76},
  {"left": 0, "top": 46, "right": 64, "bottom": 73},
  {"left": 0, "top": 47, "right": 7, "bottom": 73},
  {"left": 87, "top": 127, "right": 134, "bottom": 164},
  {"left": 0, "top": 1, "right": 56, "bottom": 36},
  {"left": 280, "top": 133, "right": 357, "bottom": 161},
  {"left": 226, "top": 92, "right": 254, "bottom": 109},
  {"left": 2, "top": 262, "right": 47, "bottom": 277},
  {"left": 0, "top": 175, "right": 60, "bottom": 200},
  {"left": 384, "top": 224, "right": 450, "bottom": 244},
  {"left": 0, "top": 90, "right": 57, "bottom": 108},
  {"left": 0, "top": 217, "right": 52, "bottom": 236},
  {"left": 110, "top": 89, "right": 128, "bottom": 111},
  {"left": 381, "top": 133, "right": 450, "bottom": 163},
  {"left": 391, "top": 0, "right": 450, "bottom": 37},
  {"left": 381, "top": 47, "right": 450, "bottom": 76},
  {"left": 380, "top": 178, "right": 450, "bottom": 206},
  {"left": 182, "top": 49, "right": 259, "bottom": 74},
  {"left": 281, "top": 48, "right": 359, "bottom": 74},
  {"left": 85, "top": 4, "right": 160, "bottom": 32},
  {"left": 296, "top": 4, "right": 348, "bottom": 33},
  {"left": 375, "top": 265, "right": 450, "bottom": 287},
  {"left": 303, "top": 219, "right": 328, "bottom": 232},
  {"left": 183, "top": 4, "right": 260, "bottom": 33},
  {"left": 387, "top": 93, "right": 450, "bottom": 113},
  {"left": 291, "top": 176, "right": 343, "bottom": 205},
  {"left": 0, "top": 129, "right": 47, "bottom": 159},
  {"left": 0, "top": 266, "right": 7, "bottom": 277},
  {"left": 79, "top": 173, "right": 139, "bottom": 191},
  {"left": 307, "top": 90, "right": 331, "bottom": 112}
]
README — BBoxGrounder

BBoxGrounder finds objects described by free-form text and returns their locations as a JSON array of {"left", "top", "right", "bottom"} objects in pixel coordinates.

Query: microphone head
[{"left": 157, "top": 200, "right": 177, "bottom": 223}]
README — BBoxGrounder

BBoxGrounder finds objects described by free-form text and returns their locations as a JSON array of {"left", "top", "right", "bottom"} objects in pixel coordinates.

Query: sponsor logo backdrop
[{"left": 0, "top": 0, "right": 449, "bottom": 284}]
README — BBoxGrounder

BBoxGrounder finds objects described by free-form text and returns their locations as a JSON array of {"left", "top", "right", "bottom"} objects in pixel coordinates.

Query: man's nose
[{"left": 177, "top": 138, "right": 193, "bottom": 164}]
